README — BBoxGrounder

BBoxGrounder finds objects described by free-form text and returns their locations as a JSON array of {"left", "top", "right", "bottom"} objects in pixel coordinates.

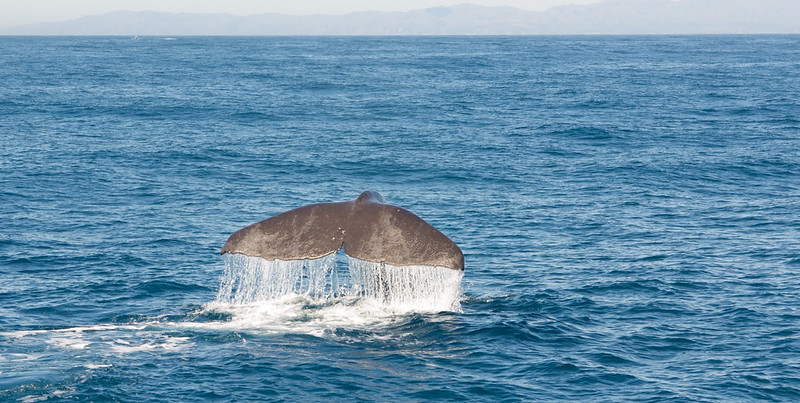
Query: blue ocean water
[{"left": 1, "top": 35, "right": 799, "bottom": 401}]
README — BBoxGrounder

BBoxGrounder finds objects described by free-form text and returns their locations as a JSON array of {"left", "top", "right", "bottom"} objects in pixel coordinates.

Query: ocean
[{"left": 1, "top": 35, "right": 799, "bottom": 401}]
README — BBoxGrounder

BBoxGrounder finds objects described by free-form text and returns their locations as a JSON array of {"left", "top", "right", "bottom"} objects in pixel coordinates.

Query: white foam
[
  {"left": 46, "top": 336, "right": 91, "bottom": 350},
  {"left": 2, "top": 324, "right": 146, "bottom": 338},
  {"left": 194, "top": 295, "right": 406, "bottom": 337},
  {"left": 20, "top": 388, "right": 74, "bottom": 403},
  {"left": 0, "top": 353, "right": 41, "bottom": 362},
  {"left": 109, "top": 336, "right": 191, "bottom": 354},
  {"left": 84, "top": 364, "right": 113, "bottom": 369},
  {"left": 4, "top": 324, "right": 192, "bottom": 356}
]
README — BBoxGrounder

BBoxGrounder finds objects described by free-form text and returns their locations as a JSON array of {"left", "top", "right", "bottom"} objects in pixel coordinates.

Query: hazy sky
[{"left": 1, "top": 0, "right": 603, "bottom": 28}]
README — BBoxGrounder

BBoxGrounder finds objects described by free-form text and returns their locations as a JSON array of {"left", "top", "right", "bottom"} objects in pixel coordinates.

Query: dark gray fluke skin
[{"left": 221, "top": 191, "right": 464, "bottom": 271}]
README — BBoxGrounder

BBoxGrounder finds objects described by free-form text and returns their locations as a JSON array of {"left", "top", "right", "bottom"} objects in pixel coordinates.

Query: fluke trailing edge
[{"left": 221, "top": 191, "right": 464, "bottom": 271}]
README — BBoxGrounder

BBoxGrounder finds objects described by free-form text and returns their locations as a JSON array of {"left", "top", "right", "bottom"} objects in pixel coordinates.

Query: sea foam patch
[{"left": 1, "top": 324, "right": 193, "bottom": 358}]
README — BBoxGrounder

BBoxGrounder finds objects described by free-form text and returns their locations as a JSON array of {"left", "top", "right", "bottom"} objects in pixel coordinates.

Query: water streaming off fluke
[{"left": 216, "top": 253, "right": 463, "bottom": 312}]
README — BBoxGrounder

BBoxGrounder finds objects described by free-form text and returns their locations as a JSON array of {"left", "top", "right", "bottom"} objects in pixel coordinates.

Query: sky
[{"left": 1, "top": 0, "right": 603, "bottom": 29}]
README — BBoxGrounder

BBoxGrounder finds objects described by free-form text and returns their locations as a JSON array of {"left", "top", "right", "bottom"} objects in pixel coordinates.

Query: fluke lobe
[{"left": 221, "top": 191, "right": 464, "bottom": 271}]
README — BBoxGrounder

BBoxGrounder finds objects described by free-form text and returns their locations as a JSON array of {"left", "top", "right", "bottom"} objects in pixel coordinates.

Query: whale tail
[{"left": 221, "top": 191, "right": 464, "bottom": 271}]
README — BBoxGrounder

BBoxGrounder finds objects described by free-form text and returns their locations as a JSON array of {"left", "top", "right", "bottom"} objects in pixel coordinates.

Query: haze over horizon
[
  {"left": 2, "top": 0, "right": 799, "bottom": 35},
  {"left": 1, "top": 0, "right": 604, "bottom": 29}
]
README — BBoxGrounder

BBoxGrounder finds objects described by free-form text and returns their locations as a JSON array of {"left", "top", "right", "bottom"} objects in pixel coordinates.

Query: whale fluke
[{"left": 221, "top": 191, "right": 464, "bottom": 271}]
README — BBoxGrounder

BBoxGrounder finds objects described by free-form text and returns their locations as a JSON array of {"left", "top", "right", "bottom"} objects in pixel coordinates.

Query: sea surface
[{"left": 1, "top": 35, "right": 799, "bottom": 401}]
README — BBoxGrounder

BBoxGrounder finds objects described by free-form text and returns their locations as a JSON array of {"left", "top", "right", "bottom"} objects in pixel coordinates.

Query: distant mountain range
[{"left": 3, "top": 0, "right": 799, "bottom": 35}]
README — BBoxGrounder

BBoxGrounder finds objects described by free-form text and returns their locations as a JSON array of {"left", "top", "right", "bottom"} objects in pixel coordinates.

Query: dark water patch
[
  {"left": 568, "top": 371, "right": 644, "bottom": 387},
  {"left": 623, "top": 300, "right": 698, "bottom": 318},
  {"left": 463, "top": 318, "right": 543, "bottom": 344},
  {"left": 714, "top": 306, "right": 762, "bottom": 322},
  {"left": 133, "top": 279, "right": 210, "bottom": 296},
  {"left": 17, "top": 300, "right": 104, "bottom": 320},
  {"left": 185, "top": 309, "right": 233, "bottom": 323},
  {"left": 407, "top": 388, "right": 467, "bottom": 400},
  {"left": 577, "top": 279, "right": 673, "bottom": 297},
  {"left": 141, "top": 237, "right": 196, "bottom": 249},
  {"left": 229, "top": 110, "right": 279, "bottom": 123},
  {"left": 549, "top": 126, "right": 617, "bottom": 142},
  {"left": 0, "top": 371, "right": 63, "bottom": 392},
  {"left": 591, "top": 352, "right": 642, "bottom": 367}
]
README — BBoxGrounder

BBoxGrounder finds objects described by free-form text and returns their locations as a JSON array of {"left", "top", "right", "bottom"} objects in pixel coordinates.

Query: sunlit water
[{"left": 1, "top": 36, "right": 799, "bottom": 401}]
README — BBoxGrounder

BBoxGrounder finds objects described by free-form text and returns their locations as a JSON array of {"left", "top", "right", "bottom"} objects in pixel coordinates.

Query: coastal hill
[{"left": 4, "top": 0, "right": 799, "bottom": 35}]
